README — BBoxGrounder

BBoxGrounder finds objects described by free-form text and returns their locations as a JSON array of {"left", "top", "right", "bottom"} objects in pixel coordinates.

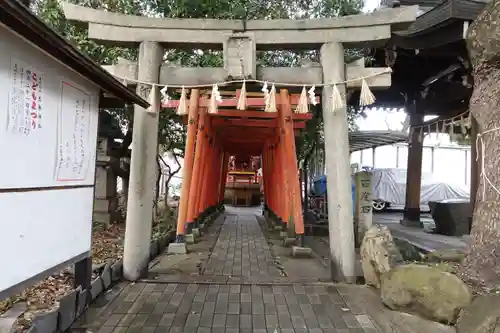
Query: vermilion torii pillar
[
  {"left": 186, "top": 102, "right": 208, "bottom": 234},
  {"left": 197, "top": 117, "right": 214, "bottom": 219},
  {"left": 168, "top": 90, "right": 199, "bottom": 253},
  {"left": 219, "top": 153, "right": 229, "bottom": 204},
  {"left": 276, "top": 129, "right": 290, "bottom": 229},
  {"left": 279, "top": 90, "right": 306, "bottom": 244}
]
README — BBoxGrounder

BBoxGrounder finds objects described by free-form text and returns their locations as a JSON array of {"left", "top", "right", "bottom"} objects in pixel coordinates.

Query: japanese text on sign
[
  {"left": 357, "top": 172, "right": 373, "bottom": 219},
  {"left": 54, "top": 82, "right": 91, "bottom": 182},
  {"left": 7, "top": 58, "right": 44, "bottom": 136}
]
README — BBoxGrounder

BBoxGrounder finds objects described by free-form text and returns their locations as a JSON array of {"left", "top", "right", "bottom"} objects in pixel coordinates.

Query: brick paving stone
[
  {"left": 197, "top": 328, "right": 211, "bottom": 333},
  {"left": 228, "top": 302, "right": 240, "bottom": 314},
  {"left": 212, "top": 313, "right": 226, "bottom": 328},
  {"left": 70, "top": 209, "right": 383, "bottom": 333},
  {"left": 204, "top": 215, "right": 282, "bottom": 278}
]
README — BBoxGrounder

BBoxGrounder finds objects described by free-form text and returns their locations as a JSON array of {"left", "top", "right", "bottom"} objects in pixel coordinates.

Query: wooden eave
[
  {"left": 389, "top": 0, "right": 486, "bottom": 49},
  {"left": 0, "top": 0, "right": 149, "bottom": 109}
]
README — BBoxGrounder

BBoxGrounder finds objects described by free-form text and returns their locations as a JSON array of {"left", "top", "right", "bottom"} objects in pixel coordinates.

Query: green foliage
[
  {"left": 33, "top": 0, "right": 365, "bottom": 168},
  {"left": 33, "top": 0, "right": 139, "bottom": 64}
]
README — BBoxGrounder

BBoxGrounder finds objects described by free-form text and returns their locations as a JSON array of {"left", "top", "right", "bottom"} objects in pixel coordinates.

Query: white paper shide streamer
[
  {"left": 111, "top": 66, "right": 394, "bottom": 117},
  {"left": 176, "top": 86, "right": 188, "bottom": 115},
  {"left": 265, "top": 84, "right": 277, "bottom": 113},
  {"left": 359, "top": 79, "right": 376, "bottom": 107},
  {"left": 330, "top": 84, "right": 344, "bottom": 111},
  {"left": 308, "top": 86, "right": 317, "bottom": 106},
  {"left": 460, "top": 115, "right": 467, "bottom": 134},
  {"left": 146, "top": 85, "right": 159, "bottom": 114},
  {"left": 160, "top": 85, "right": 169, "bottom": 105},
  {"left": 262, "top": 82, "right": 270, "bottom": 108},
  {"left": 237, "top": 80, "right": 247, "bottom": 111},
  {"left": 209, "top": 84, "right": 222, "bottom": 114},
  {"left": 294, "top": 86, "right": 309, "bottom": 114}
]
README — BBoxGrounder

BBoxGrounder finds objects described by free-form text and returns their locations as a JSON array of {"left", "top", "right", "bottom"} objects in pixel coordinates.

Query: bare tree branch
[{"left": 165, "top": 152, "right": 182, "bottom": 187}]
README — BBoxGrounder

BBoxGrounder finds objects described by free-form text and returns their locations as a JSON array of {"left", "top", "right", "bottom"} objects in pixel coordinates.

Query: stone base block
[
  {"left": 283, "top": 238, "right": 297, "bottom": 247},
  {"left": 167, "top": 243, "right": 187, "bottom": 255},
  {"left": 291, "top": 246, "right": 313, "bottom": 258},
  {"left": 93, "top": 212, "right": 113, "bottom": 224},
  {"left": 192, "top": 228, "right": 201, "bottom": 237},
  {"left": 185, "top": 233, "right": 196, "bottom": 244},
  {"left": 400, "top": 218, "right": 424, "bottom": 228}
]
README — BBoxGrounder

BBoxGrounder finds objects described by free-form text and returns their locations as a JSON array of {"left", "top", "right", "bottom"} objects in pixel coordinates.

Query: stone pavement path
[
  {"left": 71, "top": 207, "right": 381, "bottom": 333},
  {"left": 204, "top": 213, "right": 282, "bottom": 278}
]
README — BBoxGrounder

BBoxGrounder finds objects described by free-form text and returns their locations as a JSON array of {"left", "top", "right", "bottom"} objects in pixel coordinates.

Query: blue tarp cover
[{"left": 313, "top": 175, "right": 356, "bottom": 212}]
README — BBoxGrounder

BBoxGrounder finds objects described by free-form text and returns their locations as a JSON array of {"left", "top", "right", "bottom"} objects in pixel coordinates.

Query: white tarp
[{"left": 371, "top": 168, "right": 470, "bottom": 205}]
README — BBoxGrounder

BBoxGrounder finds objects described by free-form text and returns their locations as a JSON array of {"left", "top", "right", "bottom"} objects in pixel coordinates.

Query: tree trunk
[
  {"left": 155, "top": 157, "right": 161, "bottom": 216},
  {"left": 458, "top": 0, "right": 500, "bottom": 292}
]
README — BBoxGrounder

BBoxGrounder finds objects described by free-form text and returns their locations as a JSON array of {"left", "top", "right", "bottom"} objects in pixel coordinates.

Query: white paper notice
[
  {"left": 7, "top": 58, "right": 44, "bottom": 136},
  {"left": 54, "top": 82, "right": 92, "bottom": 182}
]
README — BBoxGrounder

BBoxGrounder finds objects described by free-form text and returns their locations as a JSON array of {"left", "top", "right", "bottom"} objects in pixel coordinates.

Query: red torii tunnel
[{"left": 164, "top": 89, "right": 314, "bottom": 246}]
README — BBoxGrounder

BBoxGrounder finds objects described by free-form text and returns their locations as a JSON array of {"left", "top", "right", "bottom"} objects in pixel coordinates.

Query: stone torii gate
[{"left": 62, "top": 3, "right": 417, "bottom": 283}]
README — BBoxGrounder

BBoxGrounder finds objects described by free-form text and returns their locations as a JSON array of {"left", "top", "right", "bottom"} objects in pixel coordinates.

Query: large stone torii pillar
[
  {"left": 122, "top": 41, "right": 163, "bottom": 281},
  {"left": 320, "top": 42, "right": 357, "bottom": 282},
  {"left": 62, "top": 3, "right": 418, "bottom": 282}
]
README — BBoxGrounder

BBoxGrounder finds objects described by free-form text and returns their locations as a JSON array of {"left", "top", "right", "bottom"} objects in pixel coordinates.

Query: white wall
[{"left": 0, "top": 24, "right": 100, "bottom": 298}]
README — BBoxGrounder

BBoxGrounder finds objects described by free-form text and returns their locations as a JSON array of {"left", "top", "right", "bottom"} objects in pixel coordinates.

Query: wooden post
[
  {"left": 195, "top": 117, "right": 210, "bottom": 217},
  {"left": 320, "top": 42, "right": 356, "bottom": 283},
  {"left": 198, "top": 120, "right": 214, "bottom": 216},
  {"left": 268, "top": 145, "right": 276, "bottom": 216},
  {"left": 274, "top": 143, "right": 282, "bottom": 221},
  {"left": 209, "top": 137, "right": 221, "bottom": 208},
  {"left": 186, "top": 103, "right": 207, "bottom": 230},
  {"left": 277, "top": 135, "right": 290, "bottom": 227},
  {"left": 215, "top": 150, "right": 224, "bottom": 204},
  {"left": 216, "top": 144, "right": 223, "bottom": 206},
  {"left": 210, "top": 144, "right": 218, "bottom": 208},
  {"left": 218, "top": 147, "right": 225, "bottom": 205},
  {"left": 204, "top": 134, "right": 216, "bottom": 211},
  {"left": 267, "top": 144, "right": 273, "bottom": 213},
  {"left": 401, "top": 99, "right": 424, "bottom": 228},
  {"left": 279, "top": 89, "right": 305, "bottom": 242},
  {"left": 219, "top": 153, "right": 229, "bottom": 204},
  {"left": 277, "top": 91, "right": 294, "bottom": 235},
  {"left": 262, "top": 143, "right": 270, "bottom": 212},
  {"left": 174, "top": 89, "right": 200, "bottom": 242}
]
